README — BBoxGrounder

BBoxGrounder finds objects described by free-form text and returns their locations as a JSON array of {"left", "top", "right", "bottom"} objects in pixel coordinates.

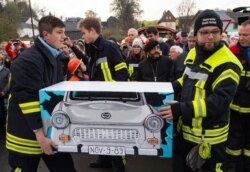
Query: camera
[{"left": 233, "top": 6, "right": 250, "bottom": 25}]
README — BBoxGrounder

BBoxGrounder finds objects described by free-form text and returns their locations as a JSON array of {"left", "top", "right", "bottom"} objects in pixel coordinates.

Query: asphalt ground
[{"left": 0, "top": 138, "right": 172, "bottom": 172}]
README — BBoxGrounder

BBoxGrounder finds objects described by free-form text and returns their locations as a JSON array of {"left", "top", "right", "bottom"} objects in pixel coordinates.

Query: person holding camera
[
  {"left": 226, "top": 19, "right": 250, "bottom": 172},
  {"left": 4, "top": 39, "right": 28, "bottom": 67}
]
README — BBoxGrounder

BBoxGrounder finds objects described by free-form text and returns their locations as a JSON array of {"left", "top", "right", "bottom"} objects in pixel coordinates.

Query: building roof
[
  {"left": 158, "top": 10, "right": 176, "bottom": 23},
  {"left": 64, "top": 18, "right": 82, "bottom": 32}
]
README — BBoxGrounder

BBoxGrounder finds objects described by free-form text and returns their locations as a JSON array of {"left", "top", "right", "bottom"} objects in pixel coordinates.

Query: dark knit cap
[
  {"left": 194, "top": 9, "right": 223, "bottom": 36},
  {"left": 144, "top": 39, "right": 159, "bottom": 52}
]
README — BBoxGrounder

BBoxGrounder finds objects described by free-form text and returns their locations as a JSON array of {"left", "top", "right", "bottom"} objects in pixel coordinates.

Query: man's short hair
[
  {"left": 170, "top": 45, "right": 183, "bottom": 54},
  {"left": 146, "top": 26, "right": 158, "bottom": 35},
  {"left": 77, "top": 17, "right": 102, "bottom": 34},
  {"left": 128, "top": 28, "right": 138, "bottom": 36},
  {"left": 38, "top": 16, "right": 65, "bottom": 37},
  {"left": 241, "top": 19, "right": 250, "bottom": 27}
]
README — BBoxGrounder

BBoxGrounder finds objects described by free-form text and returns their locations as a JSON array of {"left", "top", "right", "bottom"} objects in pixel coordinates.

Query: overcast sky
[{"left": 31, "top": 0, "right": 249, "bottom": 21}]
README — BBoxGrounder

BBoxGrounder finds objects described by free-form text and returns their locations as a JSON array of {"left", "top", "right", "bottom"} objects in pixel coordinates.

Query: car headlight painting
[
  {"left": 51, "top": 112, "right": 70, "bottom": 129},
  {"left": 145, "top": 115, "right": 164, "bottom": 132}
]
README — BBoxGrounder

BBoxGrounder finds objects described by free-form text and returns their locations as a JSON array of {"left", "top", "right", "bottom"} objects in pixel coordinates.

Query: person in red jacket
[{"left": 4, "top": 39, "right": 28, "bottom": 65}]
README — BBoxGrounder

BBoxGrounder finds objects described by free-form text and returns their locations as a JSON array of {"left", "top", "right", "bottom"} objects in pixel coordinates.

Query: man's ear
[
  {"left": 42, "top": 31, "right": 49, "bottom": 39},
  {"left": 90, "top": 28, "right": 96, "bottom": 34}
]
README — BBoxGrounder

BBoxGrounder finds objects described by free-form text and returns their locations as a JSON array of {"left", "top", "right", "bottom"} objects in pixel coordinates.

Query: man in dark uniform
[
  {"left": 159, "top": 10, "right": 243, "bottom": 172},
  {"left": 226, "top": 19, "right": 250, "bottom": 172},
  {"left": 6, "top": 16, "right": 76, "bottom": 172},
  {"left": 77, "top": 17, "right": 128, "bottom": 172}
]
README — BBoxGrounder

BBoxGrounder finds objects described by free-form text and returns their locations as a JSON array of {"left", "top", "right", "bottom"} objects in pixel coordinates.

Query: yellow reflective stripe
[
  {"left": 230, "top": 104, "right": 250, "bottom": 113},
  {"left": 192, "top": 99, "right": 207, "bottom": 118},
  {"left": 177, "top": 77, "right": 183, "bottom": 86},
  {"left": 212, "top": 69, "right": 240, "bottom": 91},
  {"left": 186, "top": 45, "right": 243, "bottom": 73},
  {"left": 19, "top": 101, "right": 40, "bottom": 114},
  {"left": 115, "top": 62, "right": 127, "bottom": 71},
  {"left": 193, "top": 80, "right": 206, "bottom": 128},
  {"left": 182, "top": 124, "right": 229, "bottom": 137},
  {"left": 15, "top": 168, "right": 22, "bottom": 172},
  {"left": 201, "top": 45, "right": 243, "bottom": 72},
  {"left": 19, "top": 101, "right": 40, "bottom": 108},
  {"left": 226, "top": 147, "right": 242, "bottom": 156},
  {"left": 215, "top": 163, "right": 223, "bottom": 172},
  {"left": 6, "top": 140, "right": 42, "bottom": 155},
  {"left": 192, "top": 117, "right": 202, "bottom": 129},
  {"left": 182, "top": 132, "right": 228, "bottom": 145},
  {"left": 22, "top": 108, "right": 40, "bottom": 114},
  {"left": 122, "top": 156, "right": 126, "bottom": 165},
  {"left": 244, "top": 149, "right": 250, "bottom": 157},
  {"left": 241, "top": 70, "right": 250, "bottom": 77},
  {"left": 128, "top": 66, "right": 134, "bottom": 77},
  {"left": 100, "top": 62, "right": 114, "bottom": 81},
  {"left": 6, "top": 132, "right": 40, "bottom": 147}
]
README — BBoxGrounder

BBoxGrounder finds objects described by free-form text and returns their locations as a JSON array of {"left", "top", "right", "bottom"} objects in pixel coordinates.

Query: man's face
[
  {"left": 148, "top": 44, "right": 161, "bottom": 58},
  {"left": 169, "top": 48, "right": 179, "bottom": 61},
  {"left": 181, "top": 35, "right": 188, "bottom": 42},
  {"left": 43, "top": 27, "right": 66, "bottom": 49},
  {"left": 81, "top": 27, "right": 96, "bottom": 44},
  {"left": 147, "top": 33, "right": 157, "bottom": 40},
  {"left": 196, "top": 26, "right": 221, "bottom": 51},
  {"left": 187, "top": 36, "right": 196, "bottom": 50},
  {"left": 128, "top": 31, "right": 137, "bottom": 42},
  {"left": 238, "top": 24, "right": 250, "bottom": 47},
  {"left": 61, "top": 44, "right": 69, "bottom": 54},
  {"left": 13, "top": 44, "right": 21, "bottom": 51}
]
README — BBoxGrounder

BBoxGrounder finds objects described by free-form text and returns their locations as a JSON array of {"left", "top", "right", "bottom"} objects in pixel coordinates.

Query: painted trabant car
[{"left": 50, "top": 91, "right": 164, "bottom": 156}]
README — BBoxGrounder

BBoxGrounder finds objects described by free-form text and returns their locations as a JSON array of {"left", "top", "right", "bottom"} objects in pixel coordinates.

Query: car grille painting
[{"left": 73, "top": 128, "right": 140, "bottom": 143}]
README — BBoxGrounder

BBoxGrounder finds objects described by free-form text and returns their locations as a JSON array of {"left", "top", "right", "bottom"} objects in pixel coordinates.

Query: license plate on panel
[{"left": 88, "top": 146, "right": 125, "bottom": 156}]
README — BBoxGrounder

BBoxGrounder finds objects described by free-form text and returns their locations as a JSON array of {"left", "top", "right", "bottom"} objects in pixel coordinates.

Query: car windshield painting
[{"left": 70, "top": 91, "right": 140, "bottom": 101}]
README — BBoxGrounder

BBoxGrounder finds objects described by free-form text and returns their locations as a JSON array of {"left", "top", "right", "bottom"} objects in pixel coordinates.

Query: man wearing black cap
[
  {"left": 135, "top": 39, "right": 172, "bottom": 82},
  {"left": 159, "top": 9, "right": 243, "bottom": 172}
]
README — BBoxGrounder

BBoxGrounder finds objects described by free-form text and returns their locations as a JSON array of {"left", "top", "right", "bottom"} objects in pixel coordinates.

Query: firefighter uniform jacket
[
  {"left": 136, "top": 56, "right": 172, "bottom": 82},
  {"left": 171, "top": 44, "right": 243, "bottom": 145},
  {"left": 230, "top": 43, "right": 250, "bottom": 113},
  {"left": 126, "top": 57, "right": 141, "bottom": 81},
  {"left": 85, "top": 36, "right": 128, "bottom": 81},
  {"left": 6, "top": 37, "right": 64, "bottom": 155}
]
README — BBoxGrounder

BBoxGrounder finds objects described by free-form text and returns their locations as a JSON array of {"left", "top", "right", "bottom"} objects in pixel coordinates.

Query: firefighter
[
  {"left": 77, "top": 17, "right": 128, "bottom": 172},
  {"left": 159, "top": 9, "right": 243, "bottom": 172},
  {"left": 226, "top": 19, "right": 250, "bottom": 172},
  {"left": 6, "top": 16, "right": 76, "bottom": 172}
]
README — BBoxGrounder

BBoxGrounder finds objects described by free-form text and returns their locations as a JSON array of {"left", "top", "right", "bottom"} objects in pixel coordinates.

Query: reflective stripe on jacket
[{"left": 174, "top": 45, "right": 243, "bottom": 145}]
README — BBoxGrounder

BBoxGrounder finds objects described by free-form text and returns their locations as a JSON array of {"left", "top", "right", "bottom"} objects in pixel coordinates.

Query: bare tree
[{"left": 177, "top": 0, "right": 196, "bottom": 32}]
